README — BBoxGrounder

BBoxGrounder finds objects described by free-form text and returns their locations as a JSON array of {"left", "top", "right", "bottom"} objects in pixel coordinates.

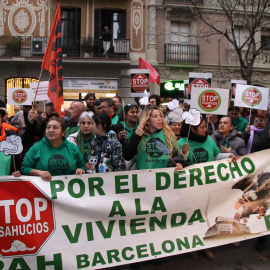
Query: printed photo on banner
[
  {"left": 30, "top": 81, "right": 49, "bottom": 102},
  {"left": 7, "top": 88, "right": 33, "bottom": 105},
  {"left": 234, "top": 84, "right": 269, "bottom": 110},
  {"left": 190, "top": 87, "right": 230, "bottom": 115}
]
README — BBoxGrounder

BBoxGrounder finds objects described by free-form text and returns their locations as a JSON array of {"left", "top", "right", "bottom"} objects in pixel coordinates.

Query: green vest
[{"left": 136, "top": 130, "right": 169, "bottom": 170}]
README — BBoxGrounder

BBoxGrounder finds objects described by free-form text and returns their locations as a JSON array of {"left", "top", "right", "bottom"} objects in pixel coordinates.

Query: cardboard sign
[
  {"left": 231, "top": 80, "right": 247, "bottom": 99},
  {"left": 234, "top": 84, "right": 269, "bottom": 110},
  {"left": 30, "top": 81, "right": 49, "bottom": 102},
  {"left": 191, "top": 87, "right": 230, "bottom": 115},
  {"left": 130, "top": 69, "right": 150, "bottom": 97},
  {"left": 189, "top": 73, "right": 212, "bottom": 99},
  {"left": 7, "top": 88, "right": 33, "bottom": 105}
]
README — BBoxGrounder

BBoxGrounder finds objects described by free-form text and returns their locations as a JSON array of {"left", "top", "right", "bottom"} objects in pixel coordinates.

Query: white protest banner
[
  {"left": 235, "top": 84, "right": 269, "bottom": 110},
  {"left": 1, "top": 150, "right": 270, "bottom": 269},
  {"left": 30, "top": 81, "right": 49, "bottom": 102},
  {"left": 190, "top": 87, "right": 230, "bottom": 115},
  {"left": 231, "top": 80, "right": 247, "bottom": 99},
  {"left": 7, "top": 88, "right": 33, "bottom": 105}
]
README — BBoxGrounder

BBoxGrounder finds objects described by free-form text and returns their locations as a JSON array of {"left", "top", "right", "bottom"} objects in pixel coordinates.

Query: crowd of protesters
[{"left": 0, "top": 93, "right": 270, "bottom": 258}]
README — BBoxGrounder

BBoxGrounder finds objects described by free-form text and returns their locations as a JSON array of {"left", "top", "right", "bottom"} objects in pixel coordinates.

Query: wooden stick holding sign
[
  {"left": 182, "top": 108, "right": 201, "bottom": 143},
  {"left": 181, "top": 109, "right": 201, "bottom": 163}
]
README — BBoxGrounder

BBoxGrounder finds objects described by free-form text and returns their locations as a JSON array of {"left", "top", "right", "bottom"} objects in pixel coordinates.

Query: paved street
[{"left": 116, "top": 237, "right": 269, "bottom": 270}]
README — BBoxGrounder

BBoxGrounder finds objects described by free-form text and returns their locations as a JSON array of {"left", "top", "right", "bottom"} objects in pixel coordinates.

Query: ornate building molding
[
  {"left": 0, "top": 0, "right": 47, "bottom": 36},
  {"left": 131, "top": 0, "right": 143, "bottom": 51}
]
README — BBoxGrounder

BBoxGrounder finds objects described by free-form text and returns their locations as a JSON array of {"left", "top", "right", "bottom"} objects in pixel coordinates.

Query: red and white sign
[
  {"left": 231, "top": 80, "right": 247, "bottom": 99},
  {"left": 235, "top": 84, "right": 269, "bottom": 110},
  {"left": 199, "top": 90, "right": 221, "bottom": 112},
  {"left": 0, "top": 180, "right": 55, "bottom": 257},
  {"left": 7, "top": 88, "right": 33, "bottom": 105},
  {"left": 191, "top": 88, "right": 229, "bottom": 115},
  {"left": 190, "top": 79, "right": 210, "bottom": 94},
  {"left": 130, "top": 69, "right": 150, "bottom": 97},
  {"left": 132, "top": 74, "right": 149, "bottom": 92}
]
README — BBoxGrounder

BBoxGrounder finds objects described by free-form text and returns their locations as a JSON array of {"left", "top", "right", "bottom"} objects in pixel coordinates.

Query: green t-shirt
[
  {"left": 120, "top": 121, "right": 138, "bottom": 138},
  {"left": 136, "top": 130, "right": 170, "bottom": 170},
  {"left": 178, "top": 136, "right": 220, "bottom": 165},
  {"left": 0, "top": 152, "right": 11, "bottom": 176}
]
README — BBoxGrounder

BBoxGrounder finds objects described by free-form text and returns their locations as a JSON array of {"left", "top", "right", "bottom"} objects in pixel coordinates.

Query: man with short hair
[
  {"left": 112, "top": 95, "right": 123, "bottom": 119},
  {"left": 35, "top": 101, "right": 59, "bottom": 140},
  {"left": 211, "top": 116, "right": 247, "bottom": 156},
  {"left": 148, "top": 94, "right": 161, "bottom": 107},
  {"left": 228, "top": 106, "right": 248, "bottom": 133},
  {"left": 65, "top": 101, "right": 86, "bottom": 137},
  {"left": 100, "top": 98, "right": 119, "bottom": 125}
]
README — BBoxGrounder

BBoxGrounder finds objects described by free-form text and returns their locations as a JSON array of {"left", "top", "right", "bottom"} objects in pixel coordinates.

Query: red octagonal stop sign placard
[
  {"left": 131, "top": 74, "right": 149, "bottom": 92},
  {"left": 0, "top": 180, "right": 55, "bottom": 257}
]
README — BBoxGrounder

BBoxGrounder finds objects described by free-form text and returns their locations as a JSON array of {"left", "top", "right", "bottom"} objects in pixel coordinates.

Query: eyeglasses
[
  {"left": 99, "top": 105, "right": 108, "bottom": 109},
  {"left": 88, "top": 99, "right": 95, "bottom": 101},
  {"left": 254, "top": 119, "right": 265, "bottom": 123}
]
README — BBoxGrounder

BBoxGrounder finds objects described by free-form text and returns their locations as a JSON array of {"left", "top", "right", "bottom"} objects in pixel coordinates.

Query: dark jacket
[
  {"left": 100, "top": 29, "right": 113, "bottom": 41},
  {"left": 211, "top": 129, "right": 247, "bottom": 157},
  {"left": 242, "top": 125, "right": 270, "bottom": 153}
]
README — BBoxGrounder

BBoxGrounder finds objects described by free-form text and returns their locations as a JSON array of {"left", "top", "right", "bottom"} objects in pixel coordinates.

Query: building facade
[{"left": 1, "top": 0, "right": 270, "bottom": 113}]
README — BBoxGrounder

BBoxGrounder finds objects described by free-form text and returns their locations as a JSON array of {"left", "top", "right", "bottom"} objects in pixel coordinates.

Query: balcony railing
[
  {"left": 164, "top": 0, "right": 204, "bottom": 4},
  {"left": 165, "top": 43, "right": 199, "bottom": 63},
  {"left": 0, "top": 36, "right": 130, "bottom": 59}
]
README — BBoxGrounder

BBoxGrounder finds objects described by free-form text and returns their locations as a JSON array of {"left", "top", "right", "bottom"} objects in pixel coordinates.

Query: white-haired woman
[{"left": 67, "top": 111, "right": 94, "bottom": 163}]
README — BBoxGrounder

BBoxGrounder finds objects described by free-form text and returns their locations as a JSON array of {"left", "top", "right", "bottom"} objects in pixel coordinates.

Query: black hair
[
  {"left": 228, "top": 106, "right": 240, "bottom": 112},
  {"left": 149, "top": 94, "right": 161, "bottom": 106},
  {"left": 46, "top": 117, "right": 66, "bottom": 133},
  {"left": 180, "top": 116, "right": 205, "bottom": 137},
  {"left": 93, "top": 113, "right": 111, "bottom": 133},
  {"left": 84, "top": 93, "right": 96, "bottom": 100},
  {"left": 220, "top": 116, "right": 233, "bottom": 125},
  {"left": 124, "top": 104, "right": 139, "bottom": 114},
  {"left": 100, "top": 98, "right": 115, "bottom": 108}
]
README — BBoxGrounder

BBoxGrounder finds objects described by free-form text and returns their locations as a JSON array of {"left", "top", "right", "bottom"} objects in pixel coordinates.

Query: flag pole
[{"left": 32, "top": 68, "right": 44, "bottom": 109}]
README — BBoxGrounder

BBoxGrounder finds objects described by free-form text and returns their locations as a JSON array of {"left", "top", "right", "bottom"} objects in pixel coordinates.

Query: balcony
[
  {"left": 0, "top": 36, "right": 130, "bottom": 59},
  {"left": 164, "top": 0, "right": 204, "bottom": 5},
  {"left": 165, "top": 43, "right": 199, "bottom": 63}
]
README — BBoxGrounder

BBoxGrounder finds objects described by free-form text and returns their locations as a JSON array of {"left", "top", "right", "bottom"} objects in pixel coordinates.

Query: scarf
[
  {"left": 189, "top": 132, "right": 208, "bottom": 143},
  {"left": 76, "top": 131, "right": 94, "bottom": 161},
  {"left": 247, "top": 125, "right": 264, "bottom": 154},
  {"left": 0, "top": 123, "right": 18, "bottom": 142}
]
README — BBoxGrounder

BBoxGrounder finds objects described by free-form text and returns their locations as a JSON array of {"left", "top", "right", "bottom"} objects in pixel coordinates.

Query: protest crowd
[{"left": 0, "top": 93, "right": 270, "bottom": 263}]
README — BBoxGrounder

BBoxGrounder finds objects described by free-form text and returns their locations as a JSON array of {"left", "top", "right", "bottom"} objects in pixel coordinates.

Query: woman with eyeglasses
[
  {"left": 243, "top": 114, "right": 270, "bottom": 154},
  {"left": 124, "top": 106, "right": 187, "bottom": 170},
  {"left": 87, "top": 113, "right": 126, "bottom": 173}
]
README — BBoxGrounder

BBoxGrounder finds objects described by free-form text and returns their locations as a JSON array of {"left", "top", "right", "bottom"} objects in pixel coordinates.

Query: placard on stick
[
  {"left": 234, "top": 84, "right": 269, "bottom": 110},
  {"left": 190, "top": 87, "right": 230, "bottom": 115}
]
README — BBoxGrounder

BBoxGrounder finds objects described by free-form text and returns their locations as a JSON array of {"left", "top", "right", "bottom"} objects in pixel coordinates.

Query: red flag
[
  {"left": 139, "top": 58, "right": 160, "bottom": 86},
  {"left": 41, "top": 3, "right": 63, "bottom": 116}
]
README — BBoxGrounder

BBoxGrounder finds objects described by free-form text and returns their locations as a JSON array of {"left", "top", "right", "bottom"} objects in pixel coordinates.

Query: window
[
  {"left": 170, "top": 22, "right": 189, "bottom": 44},
  {"left": 261, "top": 28, "right": 270, "bottom": 51},
  {"left": 61, "top": 8, "right": 81, "bottom": 57},
  {"left": 234, "top": 27, "right": 249, "bottom": 50}
]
